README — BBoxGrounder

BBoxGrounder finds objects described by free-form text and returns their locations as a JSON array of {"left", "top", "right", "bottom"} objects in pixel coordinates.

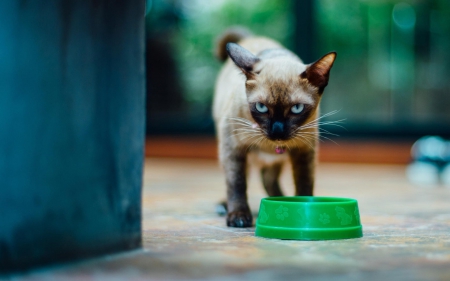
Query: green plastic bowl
[{"left": 255, "top": 196, "right": 363, "bottom": 240}]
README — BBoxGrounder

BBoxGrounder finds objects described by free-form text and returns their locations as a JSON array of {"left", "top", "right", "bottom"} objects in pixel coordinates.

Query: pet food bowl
[{"left": 255, "top": 196, "right": 363, "bottom": 240}]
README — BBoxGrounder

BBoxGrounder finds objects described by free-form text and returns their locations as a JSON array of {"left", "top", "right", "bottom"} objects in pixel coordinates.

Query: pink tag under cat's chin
[{"left": 275, "top": 146, "right": 286, "bottom": 154}]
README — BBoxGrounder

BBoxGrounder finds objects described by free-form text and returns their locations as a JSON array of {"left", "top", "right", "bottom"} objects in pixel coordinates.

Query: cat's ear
[
  {"left": 226, "top": 43, "right": 260, "bottom": 80},
  {"left": 301, "top": 52, "right": 336, "bottom": 91}
]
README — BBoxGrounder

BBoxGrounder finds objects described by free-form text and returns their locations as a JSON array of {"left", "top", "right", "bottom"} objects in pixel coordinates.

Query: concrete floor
[{"left": 9, "top": 158, "right": 450, "bottom": 280}]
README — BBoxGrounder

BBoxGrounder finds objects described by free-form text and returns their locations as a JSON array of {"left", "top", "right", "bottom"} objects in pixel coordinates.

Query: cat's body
[{"left": 213, "top": 28, "right": 336, "bottom": 227}]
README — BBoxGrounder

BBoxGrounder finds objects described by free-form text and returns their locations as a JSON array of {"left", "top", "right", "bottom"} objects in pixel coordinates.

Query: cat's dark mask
[{"left": 226, "top": 42, "right": 336, "bottom": 142}]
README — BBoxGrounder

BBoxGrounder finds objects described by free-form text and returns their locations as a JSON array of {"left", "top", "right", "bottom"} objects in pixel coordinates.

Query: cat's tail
[{"left": 214, "top": 26, "right": 252, "bottom": 61}]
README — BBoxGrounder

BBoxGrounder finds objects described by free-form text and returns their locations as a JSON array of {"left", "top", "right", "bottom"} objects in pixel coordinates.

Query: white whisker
[
  {"left": 296, "top": 135, "right": 315, "bottom": 150},
  {"left": 224, "top": 109, "right": 343, "bottom": 151},
  {"left": 284, "top": 140, "right": 292, "bottom": 152},
  {"left": 231, "top": 128, "right": 259, "bottom": 134},
  {"left": 246, "top": 135, "right": 263, "bottom": 152}
]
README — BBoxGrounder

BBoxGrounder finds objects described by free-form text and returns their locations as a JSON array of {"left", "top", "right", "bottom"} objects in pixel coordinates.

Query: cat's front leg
[
  {"left": 222, "top": 147, "right": 252, "bottom": 227},
  {"left": 290, "top": 148, "right": 316, "bottom": 196}
]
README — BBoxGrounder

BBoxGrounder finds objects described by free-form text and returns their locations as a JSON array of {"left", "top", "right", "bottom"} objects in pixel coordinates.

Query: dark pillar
[
  {"left": 0, "top": 0, "right": 145, "bottom": 272},
  {"left": 294, "top": 0, "right": 316, "bottom": 63}
]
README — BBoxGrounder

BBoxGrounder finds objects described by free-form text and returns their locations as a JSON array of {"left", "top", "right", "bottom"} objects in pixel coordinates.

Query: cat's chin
[
  {"left": 252, "top": 140, "right": 287, "bottom": 155},
  {"left": 263, "top": 139, "right": 288, "bottom": 154}
]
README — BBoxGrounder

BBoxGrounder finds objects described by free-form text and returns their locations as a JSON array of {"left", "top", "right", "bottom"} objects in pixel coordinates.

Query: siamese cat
[{"left": 213, "top": 28, "right": 336, "bottom": 227}]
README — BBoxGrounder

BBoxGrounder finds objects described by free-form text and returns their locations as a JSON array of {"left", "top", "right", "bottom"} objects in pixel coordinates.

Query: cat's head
[{"left": 226, "top": 43, "right": 336, "bottom": 143}]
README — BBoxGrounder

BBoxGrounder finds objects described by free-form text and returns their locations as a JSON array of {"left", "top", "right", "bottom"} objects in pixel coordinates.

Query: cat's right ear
[
  {"left": 226, "top": 43, "right": 260, "bottom": 80},
  {"left": 301, "top": 52, "right": 337, "bottom": 92}
]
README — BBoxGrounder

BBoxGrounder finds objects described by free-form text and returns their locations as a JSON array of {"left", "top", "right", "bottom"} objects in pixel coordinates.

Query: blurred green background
[{"left": 145, "top": 0, "right": 450, "bottom": 139}]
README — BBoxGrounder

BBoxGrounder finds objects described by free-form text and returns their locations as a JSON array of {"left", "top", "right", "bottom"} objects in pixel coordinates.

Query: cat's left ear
[
  {"left": 301, "top": 52, "right": 336, "bottom": 91},
  {"left": 226, "top": 43, "right": 260, "bottom": 80}
]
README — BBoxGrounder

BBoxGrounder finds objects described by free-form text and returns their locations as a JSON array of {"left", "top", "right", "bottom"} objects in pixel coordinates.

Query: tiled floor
[{"left": 12, "top": 158, "right": 450, "bottom": 280}]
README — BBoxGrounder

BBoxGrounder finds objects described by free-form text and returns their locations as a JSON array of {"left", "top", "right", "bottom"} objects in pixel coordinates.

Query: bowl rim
[{"left": 262, "top": 196, "right": 358, "bottom": 205}]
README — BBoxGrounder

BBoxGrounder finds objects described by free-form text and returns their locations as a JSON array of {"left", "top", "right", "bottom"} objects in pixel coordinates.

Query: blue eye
[
  {"left": 291, "top": 104, "right": 304, "bottom": 114},
  {"left": 255, "top": 102, "right": 268, "bottom": 113}
]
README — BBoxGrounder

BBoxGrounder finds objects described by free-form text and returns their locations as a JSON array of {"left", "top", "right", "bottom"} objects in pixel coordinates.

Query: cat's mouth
[{"left": 275, "top": 146, "right": 286, "bottom": 154}]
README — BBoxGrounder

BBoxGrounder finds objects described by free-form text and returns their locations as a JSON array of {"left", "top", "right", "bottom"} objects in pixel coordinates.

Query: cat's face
[
  {"left": 226, "top": 43, "right": 336, "bottom": 143},
  {"left": 246, "top": 59, "right": 319, "bottom": 141}
]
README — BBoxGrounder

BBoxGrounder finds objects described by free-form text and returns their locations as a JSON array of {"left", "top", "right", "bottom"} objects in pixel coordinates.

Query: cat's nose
[{"left": 270, "top": 121, "right": 286, "bottom": 140}]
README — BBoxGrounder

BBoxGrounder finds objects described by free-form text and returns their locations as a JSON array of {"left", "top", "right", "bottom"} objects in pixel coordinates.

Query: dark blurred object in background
[
  {"left": 145, "top": 1, "right": 184, "bottom": 135},
  {"left": 0, "top": 0, "right": 145, "bottom": 273},
  {"left": 406, "top": 136, "right": 450, "bottom": 185}
]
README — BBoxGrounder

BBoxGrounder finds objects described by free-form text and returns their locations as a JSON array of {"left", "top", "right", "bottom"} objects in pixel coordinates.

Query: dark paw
[{"left": 226, "top": 211, "right": 253, "bottom": 227}]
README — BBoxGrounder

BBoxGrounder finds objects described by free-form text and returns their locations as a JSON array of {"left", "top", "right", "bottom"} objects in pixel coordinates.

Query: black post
[
  {"left": 0, "top": 0, "right": 145, "bottom": 272},
  {"left": 294, "top": 0, "right": 316, "bottom": 63}
]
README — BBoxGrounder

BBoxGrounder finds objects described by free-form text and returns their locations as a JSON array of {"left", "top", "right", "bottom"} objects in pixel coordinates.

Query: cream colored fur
[
  {"left": 213, "top": 31, "right": 336, "bottom": 227},
  {"left": 213, "top": 36, "right": 321, "bottom": 166}
]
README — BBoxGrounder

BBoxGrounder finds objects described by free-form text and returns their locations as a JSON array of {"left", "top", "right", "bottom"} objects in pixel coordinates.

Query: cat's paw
[{"left": 226, "top": 211, "right": 253, "bottom": 227}]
